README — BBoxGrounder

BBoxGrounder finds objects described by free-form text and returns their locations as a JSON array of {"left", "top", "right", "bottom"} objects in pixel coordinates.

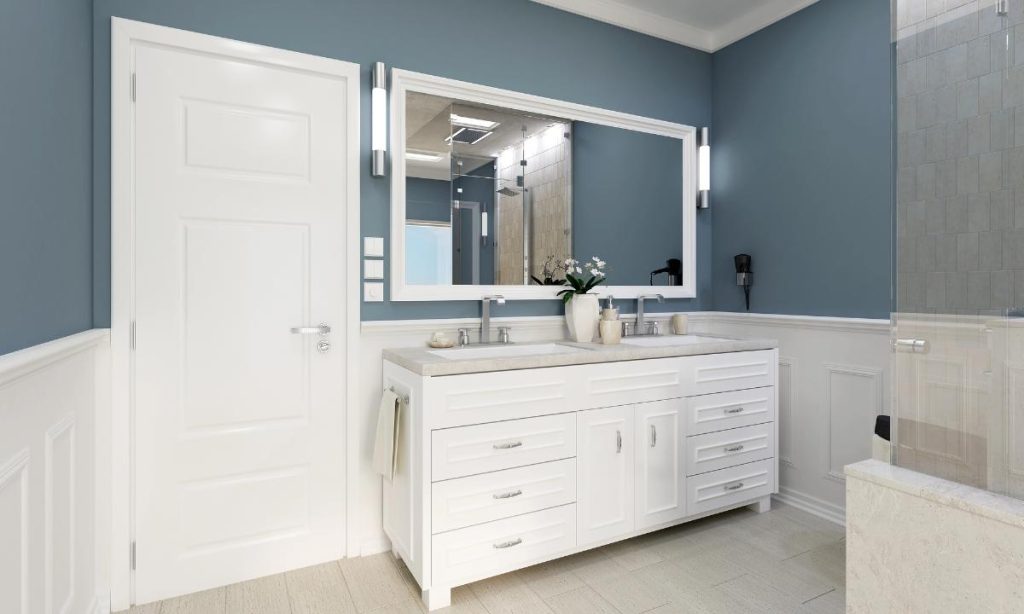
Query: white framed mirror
[{"left": 389, "top": 69, "right": 697, "bottom": 301}]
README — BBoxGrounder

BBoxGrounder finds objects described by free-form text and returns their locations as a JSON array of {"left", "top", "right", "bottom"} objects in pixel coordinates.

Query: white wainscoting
[
  {"left": 0, "top": 330, "right": 109, "bottom": 614},
  {"left": 355, "top": 312, "right": 889, "bottom": 552}
]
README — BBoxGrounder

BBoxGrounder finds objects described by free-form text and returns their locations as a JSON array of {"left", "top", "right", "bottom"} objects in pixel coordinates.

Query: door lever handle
[{"left": 290, "top": 324, "right": 331, "bottom": 335}]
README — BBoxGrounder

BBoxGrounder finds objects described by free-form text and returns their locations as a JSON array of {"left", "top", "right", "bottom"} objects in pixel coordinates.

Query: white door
[
  {"left": 634, "top": 400, "right": 685, "bottom": 529},
  {"left": 131, "top": 38, "right": 356, "bottom": 604},
  {"left": 578, "top": 406, "right": 634, "bottom": 546}
]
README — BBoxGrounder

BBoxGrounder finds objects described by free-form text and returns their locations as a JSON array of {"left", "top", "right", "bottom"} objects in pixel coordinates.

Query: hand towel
[{"left": 373, "top": 389, "right": 401, "bottom": 479}]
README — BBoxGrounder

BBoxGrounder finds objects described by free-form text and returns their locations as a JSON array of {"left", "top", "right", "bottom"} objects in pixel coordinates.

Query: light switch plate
[
  {"left": 364, "top": 236, "right": 384, "bottom": 257},
  {"left": 364, "top": 259, "right": 384, "bottom": 280},
  {"left": 364, "top": 282, "right": 384, "bottom": 302}
]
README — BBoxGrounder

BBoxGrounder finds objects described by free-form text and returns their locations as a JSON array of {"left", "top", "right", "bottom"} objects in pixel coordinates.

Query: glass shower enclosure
[{"left": 893, "top": 0, "right": 1024, "bottom": 497}]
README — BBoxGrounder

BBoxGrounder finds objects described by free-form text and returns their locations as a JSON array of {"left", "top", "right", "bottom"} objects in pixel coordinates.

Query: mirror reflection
[{"left": 403, "top": 92, "right": 684, "bottom": 288}]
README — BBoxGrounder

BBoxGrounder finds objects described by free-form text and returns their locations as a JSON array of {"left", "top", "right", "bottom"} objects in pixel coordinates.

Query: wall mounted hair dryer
[
  {"left": 650, "top": 258, "right": 682, "bottom": 286},
  {"left": 735, "top": 254, "right": 752, "bottom": 310}
]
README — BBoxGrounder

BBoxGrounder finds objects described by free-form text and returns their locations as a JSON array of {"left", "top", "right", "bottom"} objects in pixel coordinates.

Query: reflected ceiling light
[
  {"left": 450, "top": 113, "right": 499, "bottom": 130},
  {"left": 405, "top": 151, "right": 444, "bottom": 162},
  {"left": 444, "top": 127, "right": 493, "bottom": 145},
  {"left": 372, "top": 62, "right": 387, "bottom": 177},
  {"left": 697, "top": 127, "right": 710, "bottom": 209}
]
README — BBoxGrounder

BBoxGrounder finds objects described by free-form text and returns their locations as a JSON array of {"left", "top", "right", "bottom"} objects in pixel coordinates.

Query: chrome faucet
[
  {"left": 480, "top": 295, "right": 506, "bottom": 344},
  {"left": 636, "top": 294, "right": 664, "bottom": 335}
]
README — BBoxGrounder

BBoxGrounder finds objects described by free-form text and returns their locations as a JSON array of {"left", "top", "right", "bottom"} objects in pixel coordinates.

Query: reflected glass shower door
[{"left": 892, "top": 0, "right": 1023, "bottom": 497}]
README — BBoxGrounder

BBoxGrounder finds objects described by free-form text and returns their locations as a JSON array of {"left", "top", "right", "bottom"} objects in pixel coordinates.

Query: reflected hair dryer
[
  {"left": 735, "top": 254, "right": 752, "bottom": 311},
  {"left": 650, "top": 258, "right": 682, "bottom": 286}
]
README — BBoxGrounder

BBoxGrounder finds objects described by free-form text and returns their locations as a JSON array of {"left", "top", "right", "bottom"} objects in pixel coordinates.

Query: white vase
[{"left": 565, "top": 293, "right": 600, "bottom": 342}]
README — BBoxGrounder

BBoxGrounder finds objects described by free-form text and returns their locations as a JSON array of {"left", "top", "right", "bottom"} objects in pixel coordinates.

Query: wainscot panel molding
[
  {"left": 0, "top": 329, "right": 109, "bottom": 614},
  {"left": 353, "top": 312, "right": 888, "bottom": 552}
]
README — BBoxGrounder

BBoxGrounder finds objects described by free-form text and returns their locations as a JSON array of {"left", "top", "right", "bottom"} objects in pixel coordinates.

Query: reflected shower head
[{"left": 496, "top": 186, "right": 521, "bottom": 196}]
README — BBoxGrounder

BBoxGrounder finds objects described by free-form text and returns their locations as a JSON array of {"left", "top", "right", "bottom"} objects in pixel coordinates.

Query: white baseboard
[
  {"left": 360, "top": 533, "right": 392, "bottom": 557},
  {"left": 774, "top": 487, "right": 846, "bottom": 527}
]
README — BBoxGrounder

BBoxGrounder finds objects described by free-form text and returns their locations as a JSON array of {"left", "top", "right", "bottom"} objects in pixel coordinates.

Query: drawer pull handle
[
  {"left": 724, "top": 444, "right": 745, "bottom": 453},
  {"left": 724, "top": 407, "right": 745, "bottom": 415},
  {"left": 724, "top": 481, "right": 745, "bottom": 491},
  {"left": 492, "top": 489, "right": 523, "bottom": 500},
  {"left": 493, "top": 441, "right": 523, "bottom": 450},
  {"left": 493, "top": 538, "right": 523, "bottom": 549},
  {"left": 616, "top": 430, "right": 622, "bottom": 453},
  {"left": 650, "top": 424, "right": 657, "bottom": 448}
]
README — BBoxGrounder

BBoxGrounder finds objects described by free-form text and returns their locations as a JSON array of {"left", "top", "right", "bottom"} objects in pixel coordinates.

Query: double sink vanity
[{"left": 382, "top": 333, "right": 779, "bottom": 610}]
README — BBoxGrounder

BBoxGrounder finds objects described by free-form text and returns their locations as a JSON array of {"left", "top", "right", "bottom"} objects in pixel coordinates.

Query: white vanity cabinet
[{"left": 382, "top": 348, "right": 778, "bottom": 611}]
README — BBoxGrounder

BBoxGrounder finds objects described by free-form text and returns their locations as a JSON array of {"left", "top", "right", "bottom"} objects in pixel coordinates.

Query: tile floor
[{"left": 123, "top": 502, "right": 845, "bottom": 614}]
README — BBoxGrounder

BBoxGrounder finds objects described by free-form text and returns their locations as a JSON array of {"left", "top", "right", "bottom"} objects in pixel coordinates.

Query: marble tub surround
[
  {"left": 846, "top": 460, "right": 1024, "bottom": 612},
  {"left": 383, "top": 333, "right": 777, "bottom": 376}
]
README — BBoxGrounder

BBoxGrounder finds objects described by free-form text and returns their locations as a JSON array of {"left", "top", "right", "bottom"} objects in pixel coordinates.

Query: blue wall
[
  {"left": 710, "top": 0, "right": 892, "bottom": 319},
  {"left": 0, "top": 0, "right": 93, "bottom": 355},
  {"left": 91, "top": 0, "right": 714, "bottom": 324},
  {"left": 406, "top": 178, "right": 451, "bottom": 223}
]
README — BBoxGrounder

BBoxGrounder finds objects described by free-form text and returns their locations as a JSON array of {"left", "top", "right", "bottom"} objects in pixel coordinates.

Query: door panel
[
  {"left": 132, "top": 41, "right": 355, "bottom": 604},
  {"left": 577, "top": 406, "right": 634, "bottom": 546},
  {"left": 635, "top": 400, "right": 685, "bottom": 529}
]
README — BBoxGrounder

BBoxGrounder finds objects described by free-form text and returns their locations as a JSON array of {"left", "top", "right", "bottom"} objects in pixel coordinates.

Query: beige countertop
[{"left": 383, "top": 334, "right": 778, "bottom": 376}]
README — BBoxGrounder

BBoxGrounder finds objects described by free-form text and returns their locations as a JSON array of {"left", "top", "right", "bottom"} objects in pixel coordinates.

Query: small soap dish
[{"left": 428, "top": 331, "right": 456, "bottom": 349}]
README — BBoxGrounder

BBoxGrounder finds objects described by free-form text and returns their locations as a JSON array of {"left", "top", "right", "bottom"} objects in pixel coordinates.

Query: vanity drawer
[
  {"left": 689, "top": 350, "right": 774, "bottom": 396},
  {"left": 686, "top": 386, "right": 775, "bottom": 436},
  {"left": 580, "top": 357, "right": 688, "bottom": 410},
  {"left": 432, "top": 458, "right": 576, "bottom": 533},
  {"left": 432, "top": 504, "right": 576, "bottom": 588},
  {"left": 428, "top": 366, "right": 578, "bottom": 429},
  {"left": 686, "top": 422, "right": 774, "bottom": 476},
  {"left": 432, "top": 413, "right": 577, "bottom": 481},
  {"left": 686, "top": 459, "right": 773, "bottom": 517}
]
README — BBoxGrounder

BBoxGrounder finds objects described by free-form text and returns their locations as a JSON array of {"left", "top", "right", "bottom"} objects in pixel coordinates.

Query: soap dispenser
[{"left": 599, "top": 296, "right": 622, "bottom": 345}]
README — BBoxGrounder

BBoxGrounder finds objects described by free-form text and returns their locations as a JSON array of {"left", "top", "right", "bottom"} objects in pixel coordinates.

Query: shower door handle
[{"left": 893, "top": 338, "right": 929, "bottom": 354}]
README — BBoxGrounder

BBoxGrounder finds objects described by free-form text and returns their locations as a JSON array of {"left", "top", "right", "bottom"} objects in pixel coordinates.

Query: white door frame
[{"left": 109, "top": 18, "right": 361, "bottom": 609}]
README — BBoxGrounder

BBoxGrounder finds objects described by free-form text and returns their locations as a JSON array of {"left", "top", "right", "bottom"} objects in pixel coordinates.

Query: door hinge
[
  {"left": 131, "top": 72, "right": 136, "bottom": 103},
  {"left": 131, "top": 541, "right": 137, "bottom": 570},
  {"left": 130, "top": 320, "right": 136, "bottom": 351}
]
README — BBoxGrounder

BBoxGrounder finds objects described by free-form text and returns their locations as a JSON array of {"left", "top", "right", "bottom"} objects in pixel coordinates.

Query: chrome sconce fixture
[
  {"left": 372, "top": 61, "right": 387, "bottom": 177},
  {"left": 697, "top": 127, "right": 710, "bottom": 209}
]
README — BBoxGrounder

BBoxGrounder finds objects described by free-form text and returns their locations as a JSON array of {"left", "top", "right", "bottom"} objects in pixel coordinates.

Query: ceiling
[{"left": 530, "top": 0, "right": 820, "bottom": 52}]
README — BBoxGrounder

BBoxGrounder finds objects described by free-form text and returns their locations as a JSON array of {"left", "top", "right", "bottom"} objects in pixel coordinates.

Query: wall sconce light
[
  {"left": 372, "top": 61, "right": 387, "bottom": 177},
  {"left": 697, "top": 127, "right": 710, "bottom": 209}
]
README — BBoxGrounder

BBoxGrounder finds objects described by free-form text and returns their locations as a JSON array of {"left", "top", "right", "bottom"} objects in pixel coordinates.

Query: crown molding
[
  {"left": 710, "top": 0, "right": 821, "bottom": 50},
  {"left": 531, "top": 0, "right": 714, "bottom": 52},
  {"left": 531, "top": 0, "right": 821, "bottom": 53}
]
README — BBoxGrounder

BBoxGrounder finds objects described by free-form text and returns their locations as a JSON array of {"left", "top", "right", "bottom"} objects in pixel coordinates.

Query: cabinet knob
[
  {"left": 493, "top": 537, "right": 523, "bottom": 549},
  {"left": 493, "top": 441, "right": 523, "bottom": 450}
]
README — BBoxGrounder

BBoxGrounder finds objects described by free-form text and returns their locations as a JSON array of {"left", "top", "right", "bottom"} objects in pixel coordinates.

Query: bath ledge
[{"left": 846, "top": 459, "right": 1024, "bottom": 530}]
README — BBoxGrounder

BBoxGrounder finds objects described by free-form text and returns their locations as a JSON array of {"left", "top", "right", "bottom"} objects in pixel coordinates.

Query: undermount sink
[
  {"left": 428, "top": 343, "right": 585, "bottom": 360},
  {"left": 620, "top": 335, "right": 730, "bottom": 347}
]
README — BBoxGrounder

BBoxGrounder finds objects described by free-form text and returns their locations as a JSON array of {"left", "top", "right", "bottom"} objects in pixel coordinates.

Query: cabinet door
[
  {"left": 578, "top": 406, "right": 634, "bottom": 546},
  {"left": 635, "top": 400, "right": 686, "bottom": 529}
]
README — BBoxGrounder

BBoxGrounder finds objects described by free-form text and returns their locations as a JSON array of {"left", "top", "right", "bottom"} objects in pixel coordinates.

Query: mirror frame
[{"left": 389, "top": 69, "right": 697, "bottom": 301}]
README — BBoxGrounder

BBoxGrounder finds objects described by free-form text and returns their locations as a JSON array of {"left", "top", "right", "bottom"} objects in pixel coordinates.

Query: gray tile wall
[{"left": 897, "top": 0, "right": 1024, "bottom": 314}]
